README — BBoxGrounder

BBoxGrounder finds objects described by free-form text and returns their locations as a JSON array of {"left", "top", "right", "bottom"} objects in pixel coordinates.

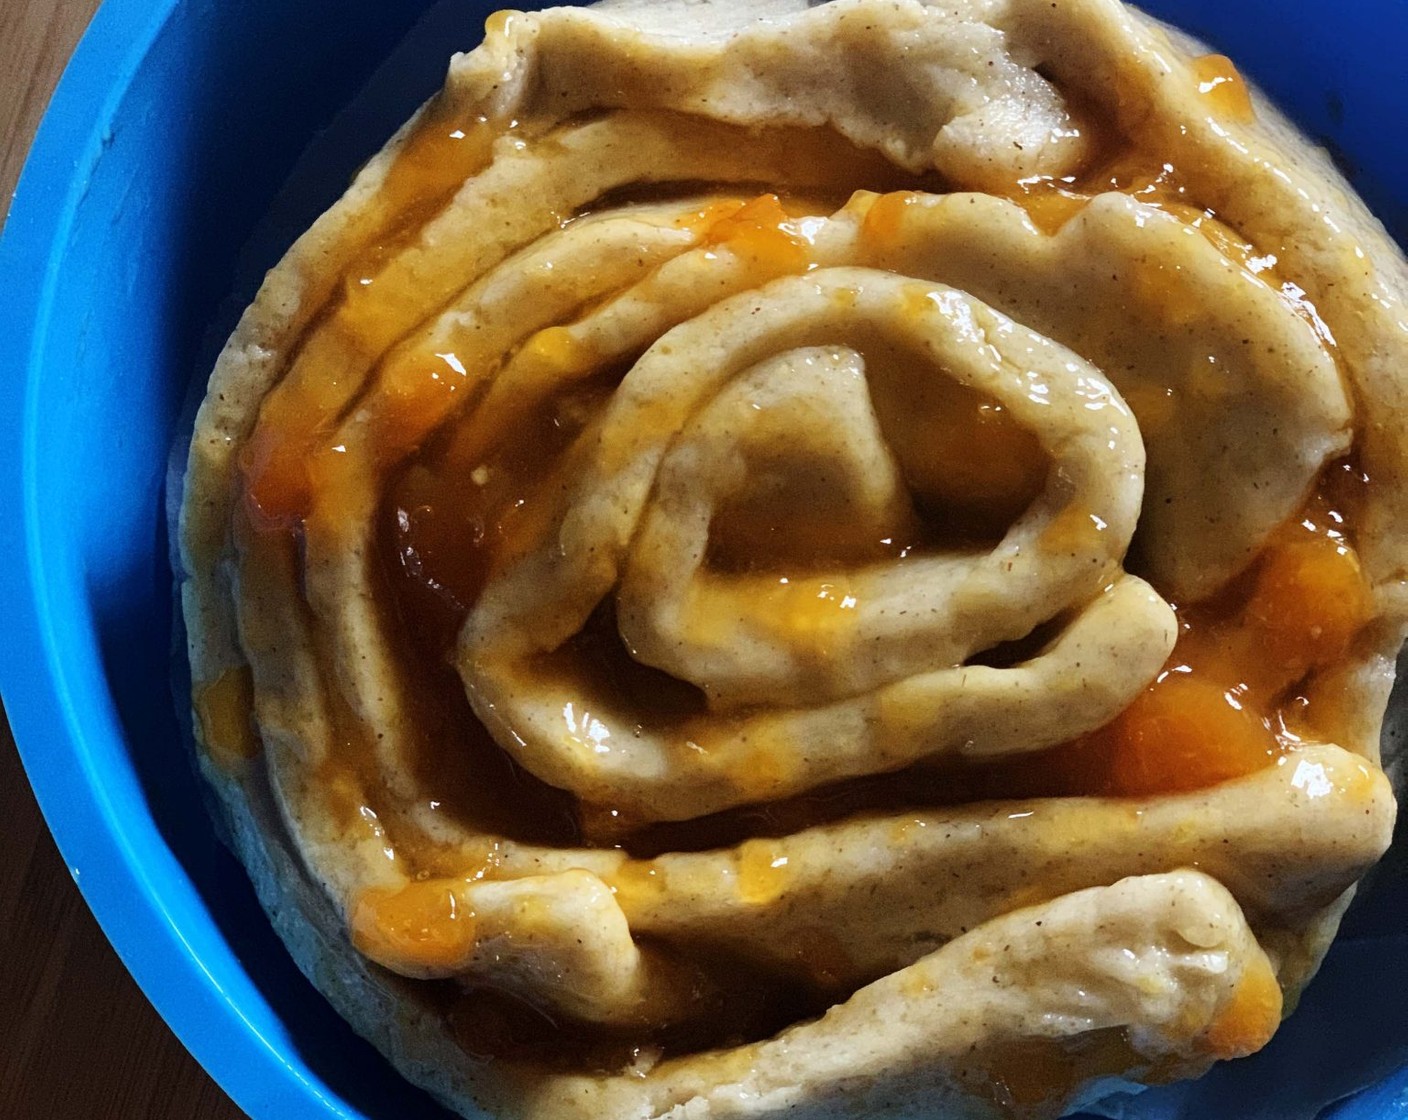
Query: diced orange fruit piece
[
  {"left": 239, "top": 419, "right": 314, "bottom": 529},
  {"left": 859, "top": 191, "right": 923, "bottom": 249},
  {"left": 1192, "top": 54, "right": 1256, "bottom": 124},
  {"left": 1243, "top": 535, "right": 1370, "bottom": 684},
  {"left": 193, "top": 667, "right": 259, "bottom": 767},
  {"left": 703, "top": 193, "right": 810, "bottom": 274},
  {"left": 350, "top": 880, "right": 477, "bottom": 973},
  {"left": 1015, "top": 187, "right": 1090, "bottom": 236},
  {"left": 1101, "top": 674, "right": 1278, "bottom": 797}
]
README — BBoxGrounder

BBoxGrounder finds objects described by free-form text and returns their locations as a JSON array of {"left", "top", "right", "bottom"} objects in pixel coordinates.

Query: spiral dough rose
[{"left": 179, "top": 2, "right": 1408, "bottom": 1118}]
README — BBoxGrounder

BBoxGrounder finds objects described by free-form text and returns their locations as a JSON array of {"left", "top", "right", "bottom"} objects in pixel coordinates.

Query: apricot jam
[
  {"left": 223, "top": 68, "right": 1363, "bottom": 1084},
  {"left": 193, "top": 667, "right": 258, "bottom": 767},
  {"left": 1192, "top": 54, "right": 1257, "bottom": 124},
  {"left": 352, "top": 880, "right": 478, "bottom": 974},
  {"left": 700, "top": 193, "right": 811, "bottom": 273},
  {"left": 239, "top": 97, "right": 508, "bottom": 530},
  {"left": 1200, "top": 953, "right": 1283, "bottom": 1060},
  {"left": 232, "top": 98, "right": 1369, "bottom": 838},
  {"left": 1028, "top": 461, "right": 1372, "bottom": 798}
]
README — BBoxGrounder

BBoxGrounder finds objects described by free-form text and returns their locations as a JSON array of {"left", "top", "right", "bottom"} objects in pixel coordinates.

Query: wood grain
[{"left": 0, "top": 2, "right": 248, "bottom": 1116}]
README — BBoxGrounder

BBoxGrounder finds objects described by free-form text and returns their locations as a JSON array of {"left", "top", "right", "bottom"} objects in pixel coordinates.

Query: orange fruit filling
[
  {"left": 193, "top": 667, "right": 259, "bottom": 767},
  {"left": 351, "top": 880, "right": 478, "bottom": 973},
  {"left": 701, "top": 192, "right": 812, "bottom": 274},
  {"left": 1201, "top": 953, "right": 1283, "bottom": 1060},
  {"left": 1191, "top": 54, "right": 1256, "bottom": 124},
  {"left": 1043, "top": 480, "right": 1372, "bottom": 797},
  {"left": 1098, "top": 673, "right": 1278, "bottom": 797}
]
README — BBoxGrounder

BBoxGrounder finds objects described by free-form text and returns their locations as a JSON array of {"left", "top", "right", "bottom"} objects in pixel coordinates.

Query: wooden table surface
[{"left": 0, "top": 2, "right": 247, "bottom": 1117}]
